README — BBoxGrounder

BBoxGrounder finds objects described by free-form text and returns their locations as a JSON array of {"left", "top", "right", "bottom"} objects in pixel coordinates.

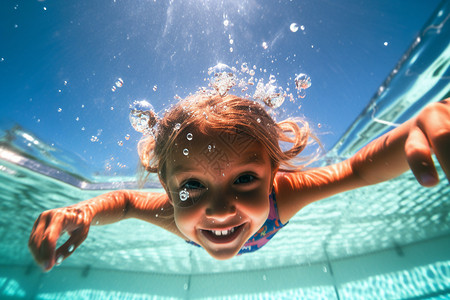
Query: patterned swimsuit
[{"left": 186, "top": 189, "right": 288, "bottom": 255}]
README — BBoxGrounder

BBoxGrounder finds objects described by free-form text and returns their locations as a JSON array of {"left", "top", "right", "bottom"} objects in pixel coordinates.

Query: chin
[
  {"left": 206, "top": 248, "right": 240, "bottom": 260},
  {"left": 209, "top": 252, "right": 238, "bottom": 260}
]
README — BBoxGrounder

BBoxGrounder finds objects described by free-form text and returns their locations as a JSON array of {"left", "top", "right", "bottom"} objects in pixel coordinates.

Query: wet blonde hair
[{"left": 138, "top": 93, "right": 318, "bottom": 185}]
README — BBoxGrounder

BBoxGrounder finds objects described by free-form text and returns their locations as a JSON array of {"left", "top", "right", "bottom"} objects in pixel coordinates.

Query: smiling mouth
[{"left": 200, "top": 224, "right": 245, "bottom": 244}]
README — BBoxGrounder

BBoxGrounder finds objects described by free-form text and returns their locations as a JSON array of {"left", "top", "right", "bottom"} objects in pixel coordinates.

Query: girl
[{"left": 29, "top": 93, "right": 450, "bottom": 271}]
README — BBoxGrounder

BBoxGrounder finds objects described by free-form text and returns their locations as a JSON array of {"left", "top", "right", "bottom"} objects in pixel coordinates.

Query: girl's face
[{"left": 163, "top": 130, "right": 275, "bottom": 260}]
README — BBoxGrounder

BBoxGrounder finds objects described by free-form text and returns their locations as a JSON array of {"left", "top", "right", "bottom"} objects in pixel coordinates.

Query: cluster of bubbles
[
  {"left": 90, "top": 129, "right": 103, "bottom": 143},
  {"left": 208, "top": 63, "right": 237, "bottom": 96},
  {"left": 207, "top": 62, "right": 311, "bottom": 109},
  {"left": 182, "top": 132, "right": 194, "bottom": 156},
  {"left": 105, "top": 156, "right": 127, "bottom": 171},
  {"left": 126, "top": 63, "right": 312, "bottom": 139},
  {"left": 289, "top": 23, "right": 305, "bottom": 33},
  {"left": 111, "top": 78, "right": 123, "bottom": 92},
  {"left": 253, "top": 79, "right": 285, "bottom": 109}
]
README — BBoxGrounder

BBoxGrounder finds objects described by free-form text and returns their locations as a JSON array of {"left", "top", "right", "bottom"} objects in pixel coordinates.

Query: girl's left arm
[{"left": 275, "top": 98, "right": 450, "bottom": 224}]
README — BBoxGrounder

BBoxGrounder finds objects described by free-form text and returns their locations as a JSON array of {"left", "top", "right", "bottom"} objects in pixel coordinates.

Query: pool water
[{"left": 1, "top": 0, "right": 450, "bottom": 299}]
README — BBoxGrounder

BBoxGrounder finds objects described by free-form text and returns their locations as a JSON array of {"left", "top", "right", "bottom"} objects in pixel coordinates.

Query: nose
[{"left": 205, "top": 196, "right": 236, "bottom": 221}]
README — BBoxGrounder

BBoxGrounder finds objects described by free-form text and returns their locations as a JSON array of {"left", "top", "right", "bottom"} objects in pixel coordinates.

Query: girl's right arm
[{"left": 28, "top": 190, "right": 182, "bottom": 272}]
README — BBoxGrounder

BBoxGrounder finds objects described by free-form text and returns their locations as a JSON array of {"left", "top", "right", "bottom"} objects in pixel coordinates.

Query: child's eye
[
  {"left": 234, "top": 174, "right": 256, "bottom": 184},
  {"left": 182, "top": 180, "right": 204, "bottom": 190}
]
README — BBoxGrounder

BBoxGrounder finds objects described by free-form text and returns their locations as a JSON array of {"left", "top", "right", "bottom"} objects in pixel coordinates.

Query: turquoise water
[{"left": 1, "top": 0, "right": 450, "bottom": 299}]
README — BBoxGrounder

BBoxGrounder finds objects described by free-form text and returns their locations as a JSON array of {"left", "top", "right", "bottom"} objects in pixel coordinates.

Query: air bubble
[
  {"left": 129, "top": 100, "right": 157, "bottom": 135},
  {"left": 118, "top": 141, "right": 123, "bottom": 146},
  {"left": 186, "top": 133, "right": 193, "bottom": 140},
  {"left": 174, "top": 123, "right": 181, "bottom": 130},
  {"left": 179, "top": 189, "right": 189, "bottom": 201},
  {"left": 68, "top": 245, "right": 74, "bottom": 252},
  {"left": 183, "top": 148, "right": 189, "bottom": 156},
  {"left": 125, "top": 134, "right": 130, "bottom": 140},
  {"left": 223, "top": 19, "right": 229, "bottom": 27},
  {"left": 57, "top": 108, "right": 62, "bottom": 112},
  {"left": 257, "top": 118, "right": 261, "bottom": 123},
  {"left": 290, "top": 23, "right": 299, "bottom": 32},
  {"left": 56, "top": 255, "right": 63, "bottom": 265},
  {"left": 153, "top": 85, "right": 157, "bottom": 91},
  {"left": 269, "top": 74, "right": 276, "bottom": 84},
  {"left": 241, "top": 63, "right": 249, "bottom": 73},
  {"left": 115, "top": 78, "right": 124, "bottom": 88},
  {"left": 295, "top": 74, "right": 311, "bottom": 97},
  {"left": 262, "top": 42, "right": 268, "bottom": 49}
]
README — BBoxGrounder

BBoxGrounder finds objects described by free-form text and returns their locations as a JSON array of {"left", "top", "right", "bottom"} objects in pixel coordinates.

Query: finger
[
  {"left": 426, "top": 105, "right": 450, "bottom": 183},
  {"left": 430, "top": 136, "right": 450, "bottom": 183},
  {"left": 29, "top": 213, "right": 51, "bottom": 265},
  {"left": 31, "top": 214, "right": 42, "bottom": 233},
  {"left": 404, "top": 127, "right": 439, "bottom": 187},
  {"left": 39, "top": 214, "right": 66, "bottom": 272},
  {"left": 54, "top": 226, "right": 90, "bottom": 266}
]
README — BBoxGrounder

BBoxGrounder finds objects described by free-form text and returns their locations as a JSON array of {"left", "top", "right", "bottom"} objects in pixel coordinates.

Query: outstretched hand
[
  {"left": 404, "top": 98, "right": 450, "bottom": 186},
  {"left": 28, "top": 205, "right": 92, "bottom": 272}
]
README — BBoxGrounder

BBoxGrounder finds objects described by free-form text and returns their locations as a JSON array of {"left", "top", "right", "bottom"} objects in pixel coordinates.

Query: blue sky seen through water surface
[{"left": 0, "top": 0, "right": 442, "bottom": 179}]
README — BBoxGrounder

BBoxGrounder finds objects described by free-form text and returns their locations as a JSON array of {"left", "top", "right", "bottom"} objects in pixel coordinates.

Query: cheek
[
  {"left": 173, "top": 207, "right": 203, "bottom": 235},
  {"left": 237, "top": 189, "right": 270, "bottom": 221}
]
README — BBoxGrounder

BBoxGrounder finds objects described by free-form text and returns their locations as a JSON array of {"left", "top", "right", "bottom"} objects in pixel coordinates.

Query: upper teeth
[{"left": 211, "top": 227, "right": 235, "bottom": 236}]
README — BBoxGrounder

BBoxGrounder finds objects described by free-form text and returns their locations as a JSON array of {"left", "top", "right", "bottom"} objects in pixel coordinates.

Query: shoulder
[{"left": 273, "top": 172, "right": 310, "bottom": 224}]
